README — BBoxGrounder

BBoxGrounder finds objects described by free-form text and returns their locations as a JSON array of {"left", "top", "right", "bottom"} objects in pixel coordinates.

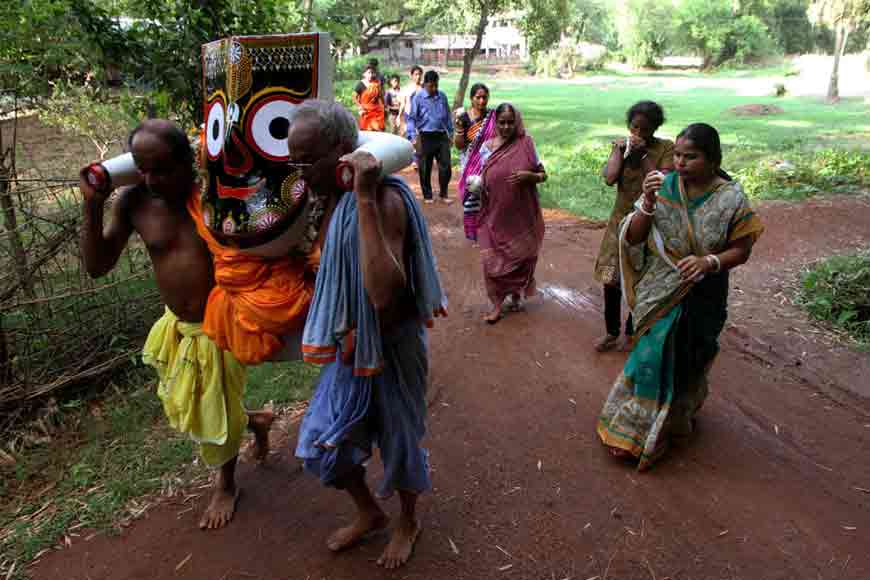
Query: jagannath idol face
[{"left": 200, "top": 35, "right": 325, "bottom": 249}]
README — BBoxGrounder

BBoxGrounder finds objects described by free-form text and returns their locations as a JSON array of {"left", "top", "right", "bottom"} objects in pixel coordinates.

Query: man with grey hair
[{"left": 289, "top": 100, "right": 447, "bottom": 570}]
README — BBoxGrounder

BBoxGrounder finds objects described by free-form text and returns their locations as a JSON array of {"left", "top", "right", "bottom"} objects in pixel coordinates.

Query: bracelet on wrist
[
  {"left": 706, "top": 254, "right": 721, "bottom": 273},
  {"left": 638, "top": 202, "right": 655, "bottom": 216}
]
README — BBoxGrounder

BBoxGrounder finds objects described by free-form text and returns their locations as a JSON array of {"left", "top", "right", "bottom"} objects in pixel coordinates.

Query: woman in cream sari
[{"left": 596, "top": 123, "right": 764, "bottom": 470}]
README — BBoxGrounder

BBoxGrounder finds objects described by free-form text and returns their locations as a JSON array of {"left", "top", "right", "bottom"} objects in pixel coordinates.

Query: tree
[
  {"left": 0, "top": 0, "right": 125, "bottom": 95},
  {"left": 519, "top": 0, "right": 615, "bottom": 57},
  {"left": 810, "top": 0, "right": 870, "bottom": 101},
  {"left": 520, "top": 0, "right": 567, "bottom": 56},
  {"left": 445, "top": 0, "right": 510, "bottom": 110},
  {"left": 673, "top": 0, "right": 776, "bottom": 69},
  {"left": 614, "top": 0, "right": 673, "bottom": 68},
  {"left": 307, "top": 0, "right": 439, "bottom": 56},
  {"left": 119, "top": 0, "right": 303, "bottom": 125}
]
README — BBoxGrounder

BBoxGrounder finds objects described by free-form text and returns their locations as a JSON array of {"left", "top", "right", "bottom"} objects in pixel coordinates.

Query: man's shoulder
[
  {"left": 377, "top": 183, "right": 409, "bottom": 227},
  {"left": 113, "top": 184, "right": 144, "bottom": 214}
]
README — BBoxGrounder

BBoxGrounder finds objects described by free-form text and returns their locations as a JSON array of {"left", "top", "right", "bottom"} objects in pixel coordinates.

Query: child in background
[{"left": 385, "top": 75, "right": 402, "bottom": 135}]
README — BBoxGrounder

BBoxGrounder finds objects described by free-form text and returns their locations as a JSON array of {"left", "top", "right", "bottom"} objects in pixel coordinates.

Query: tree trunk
[
  {"left": 0, "top": 121, "right": 33, "bottom": 301},
  {"left": 303, "top": 0, "right": 314, "bottom": 29},
  {"left": 0, "top": 314, "right": 11, "bottom": 388},
  {"left": 827, "top": 22, "right": 850, "bottom": 102},
  {"left": 453, "top": 3, "right": 490, "bottom": 110},
  {"left": 0, "top": 177, "right": 32, "bottom": 300}
]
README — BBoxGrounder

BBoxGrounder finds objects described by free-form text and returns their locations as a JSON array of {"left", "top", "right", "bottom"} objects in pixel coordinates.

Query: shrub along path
[{"left": 31, "top": 174, "right": 870, "bottom": 580}]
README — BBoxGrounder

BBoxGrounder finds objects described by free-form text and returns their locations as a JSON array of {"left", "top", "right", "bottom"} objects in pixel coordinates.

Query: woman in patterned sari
[
  {"left": 478, "top": 103, "right": 546, "bottom": 324},
  {"left": 353, "top": 66, "right": 385, "bottom": 131},
  {"left": 454, "top": 83, "right": 496, "bottom": 242},
  {"left": 596, "top": 123, "right": 764, "bottom": 470}
]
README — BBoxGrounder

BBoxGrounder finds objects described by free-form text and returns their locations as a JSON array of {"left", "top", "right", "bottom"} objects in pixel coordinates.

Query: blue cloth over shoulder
[{"left": 295, "top": 176, "right": 447, "bottom": 497}]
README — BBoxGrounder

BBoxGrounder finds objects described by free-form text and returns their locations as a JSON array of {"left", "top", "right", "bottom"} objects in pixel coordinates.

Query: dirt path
[{"left": 32, "top": 174, "right": 870, "bottom": 580}]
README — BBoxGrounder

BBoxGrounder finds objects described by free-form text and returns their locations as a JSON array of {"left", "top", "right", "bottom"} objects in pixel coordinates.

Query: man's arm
[
  {"left": 406, "top": 93, "right": 418, "bottom": 142},
  {"left": 342, "top": 151, "right": 407, "bottom": 311},
  {"left": 444, "top": 94, "right": 454, "bottom": 137},
  {"left": 79, "top": 172, "right": 135, "bottom": 278}
]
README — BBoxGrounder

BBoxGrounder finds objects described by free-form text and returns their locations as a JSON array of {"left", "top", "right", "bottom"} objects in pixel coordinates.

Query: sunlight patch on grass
[{"left": 764, "top": 119, "right": 814, "bottom": 129}]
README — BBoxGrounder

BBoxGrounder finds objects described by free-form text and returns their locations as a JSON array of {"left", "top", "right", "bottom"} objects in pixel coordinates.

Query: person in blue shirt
[{"left": 406, "top": 70, "right": 454, "bottom": 204}]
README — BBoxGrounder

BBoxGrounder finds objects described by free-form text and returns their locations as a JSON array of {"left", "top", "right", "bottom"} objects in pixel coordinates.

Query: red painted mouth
[{"left": 217, "top": 178, "right": 264, "bottom": 200}]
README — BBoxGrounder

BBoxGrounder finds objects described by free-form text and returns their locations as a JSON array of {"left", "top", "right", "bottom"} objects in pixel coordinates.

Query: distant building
[
  {"left": 362, "top": 29, "right": 424, "bottom": 65},
  {"left": 420, "top": 14, "right": 528, "bottom": 64},
  {"left": 360, "top": 13, "right": 529, "bottom": 66}
]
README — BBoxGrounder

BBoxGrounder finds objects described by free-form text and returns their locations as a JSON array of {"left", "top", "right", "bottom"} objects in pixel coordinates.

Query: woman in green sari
[{"left": 596, "top": 123, "right": 764, "bottom": 470}]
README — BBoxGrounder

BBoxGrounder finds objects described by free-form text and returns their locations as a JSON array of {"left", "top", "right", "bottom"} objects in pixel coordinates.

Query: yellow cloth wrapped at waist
[{"left": 143, "top": 308, "right": 248, "bottom": 466}]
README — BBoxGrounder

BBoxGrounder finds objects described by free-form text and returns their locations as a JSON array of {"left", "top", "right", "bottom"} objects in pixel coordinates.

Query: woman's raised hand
[
  {"left": 641, "top": 170, "right": 664, "bottom": 209},
  {"left": 628, "top": 133, "right": 647, "bottom": 151}
]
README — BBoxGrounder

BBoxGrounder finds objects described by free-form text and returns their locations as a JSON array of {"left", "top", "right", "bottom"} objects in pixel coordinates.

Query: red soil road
[{"left": 32, "top": 175, "right": 870, "bottom": 580}]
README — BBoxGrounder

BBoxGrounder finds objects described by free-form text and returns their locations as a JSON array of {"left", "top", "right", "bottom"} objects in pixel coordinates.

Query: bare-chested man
[
  {"left": 290, "top": 100, "right": 446, "bottom": 569},
  {"left": 79, "top": 119, "right": 273, "bottom": 530}
]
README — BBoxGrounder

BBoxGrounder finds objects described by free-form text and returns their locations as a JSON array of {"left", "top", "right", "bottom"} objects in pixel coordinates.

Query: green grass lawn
[{"left": 399, "top": 71, "right": 870, "bottom": 220}]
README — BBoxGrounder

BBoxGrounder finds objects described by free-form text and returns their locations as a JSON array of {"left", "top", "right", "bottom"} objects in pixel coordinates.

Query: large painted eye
[
  {"left": 206, "top": 97, "right": 226, "bottom": 160},
  {"left": 245, "top": 94, "right": 298, "bottom": 161}
]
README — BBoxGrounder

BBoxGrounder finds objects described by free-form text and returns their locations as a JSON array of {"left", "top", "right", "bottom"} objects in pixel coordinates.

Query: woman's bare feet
[
  {"left": 199, "top": 468, "right": 241, "bottom": 530},
  {"left": 378, "top": 518, "right": 422, "bottom": 569},
  {"left": 326, "top": 510, "right": 389, "bottom": 552},
  {"left": 618, "top": 335, "right": 634, "bottom": 352},
  {"left": 607, "top": 447, "right": 634, "bottom": 460},
  {"left": 484, "top": 300, "right": 504, "bottom": 324},
  {"left": 246, "top": 410, "right": 275, "bottom": 462},
  {"left": 483, "top": 308, "right": 502, "bottom": 324},
  {"left": 594, "top": 334, "right": 621, "bottom": 352},
  {"left": 505, "top": 293, "right": 525, "bottom": 312}
]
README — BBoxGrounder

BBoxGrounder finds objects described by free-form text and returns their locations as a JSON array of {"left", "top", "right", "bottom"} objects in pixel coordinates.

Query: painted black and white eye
[
  {"left": 245, "top": 94, "right": 298, "bottom": 161},
  {"left": 206, "top": 96, "right": 226, "bottom": 160}
]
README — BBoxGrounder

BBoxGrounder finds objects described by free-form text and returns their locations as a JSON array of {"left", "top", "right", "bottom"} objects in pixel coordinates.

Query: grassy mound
[{"left": 798, "top": 251, "right": 870, "bottom": 345}]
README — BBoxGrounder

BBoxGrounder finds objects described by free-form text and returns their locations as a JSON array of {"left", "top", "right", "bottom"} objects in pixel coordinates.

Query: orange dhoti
[{"left": 188, "top": 195, "right": 319, "bottom": 365}]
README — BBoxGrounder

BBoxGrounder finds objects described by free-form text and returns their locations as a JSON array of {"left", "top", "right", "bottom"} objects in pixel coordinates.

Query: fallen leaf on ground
[
  {"left": 175, "top": 553, "right": 192, "bottom": 571},
  {"left": 448, "top": 537, "right": 459, "bottom": 555}
]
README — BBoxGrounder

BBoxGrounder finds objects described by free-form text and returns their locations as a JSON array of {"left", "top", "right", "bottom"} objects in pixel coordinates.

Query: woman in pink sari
[
  {"left": 479, "top": 103, "right": 547, "bottom": 324},
  {"left": 454, "top": 83, "right": 496, "bottom": 242}
]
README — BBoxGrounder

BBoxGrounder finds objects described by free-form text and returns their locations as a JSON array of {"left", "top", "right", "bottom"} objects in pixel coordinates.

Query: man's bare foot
[
  {"left": 246, "top": 410, "right": 275, "bottom": 462},
  {"left": 326, "top": 511, "right": 389, "bottom": 552},
  {"left": 378, "top": 518, "right": 422, "bottom": 569},
  {"left": 199, "top": 486, "right": 241, "bottom": 530}
]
